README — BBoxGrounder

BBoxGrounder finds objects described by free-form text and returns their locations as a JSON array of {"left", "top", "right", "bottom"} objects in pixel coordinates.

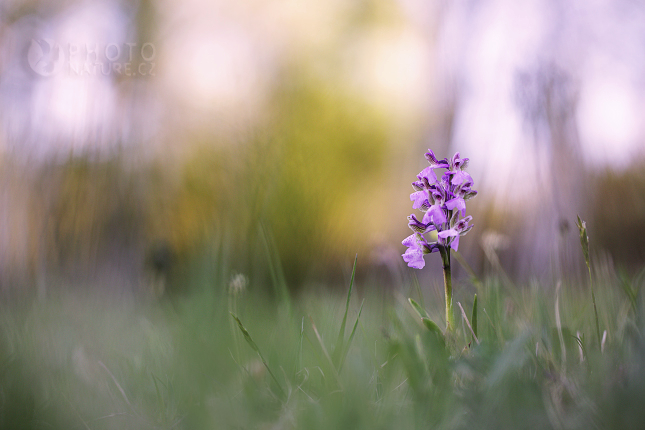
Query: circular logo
[{"left": 27, "top": 38, "right": 63, "bottom": 77}]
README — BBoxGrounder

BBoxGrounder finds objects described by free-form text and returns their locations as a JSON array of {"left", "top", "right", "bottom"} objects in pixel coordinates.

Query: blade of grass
[
  {"left": 408, "top": 298, "right": 430, "bottom": 320},
  {"left": 409, "top": 298, "right": 444, "bottom": 341},
  {"left": 294, "top": 316, "right": 304, "bottom": 379},
  {"left": 61, "top": 391, "right": 92, "bottom": 430},
  {"left": 555, "top": 282, "right": 567, "bottom": 368},
  {"left": 338, "top": 298, "right": 364, "bottom": 373},
  {"left": 310, "top": 316, "right": 343, "bottom": 390},
  {"left": 421, "top": 318, "right": 444, "bottom": 339},
  {"left": 483, "top": 307, "right": 504, "bottom": 345},
  {"left": 99, "top": 361, "right": 133, "bottom": 410},
  {"left": 151, "top": 373, "right": 166, "bottom": 424},
  {"left": 576, "top": 215, "right": 601, "bottom": 348},
  {"left": 230, "top": 312, "right": 287, "bottom": 401},
  {"left": 411, "top": 271, "right": 424, "bottom": 308},
  {"left": 618, "top": 270, "right": 638, "bottom": 313},
  {"left": 458, "top": 302, "right": 479, "bottom": 345},
  {"left": 334, "top": 254, "right": 358, "bottom": 368},
  {"left": 574, "top": 331, "right": 586, "bottom": 363},
  {"left": 452, "top": 249, "right": 483, "bottom": 292},
  {"left": 471, "top": 294, "right": 478, "bottom": 341},
  {"left": 258, "top": 222, "right": 292, "bottom": 318}
]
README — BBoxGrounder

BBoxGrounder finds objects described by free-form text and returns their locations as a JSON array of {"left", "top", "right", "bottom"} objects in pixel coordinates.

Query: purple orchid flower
[
  {"left": 446, "top": 170, "right": 473, "bottom": 188},
  {"left": 425, "top": 149, "right": 450, "bottom": 169},
  {"left": 418, "top": 166, "right": 439, "bottom": 184},
  {"left": 407, "top": 214, "right": 436, "bottom": 234},
  {"left": 448, "top": 152, "right": 469, "bottom": 171},
  {"left": 402, "top": 233, "right": 439, "bottom": 269},
  {"left": 429, "top": 185, "right": 446, "bottom": 205},
  {"left": 422, "top": 203, "right": 447, "bottom": 225},
  {"left": 411, "top": 180, "right": 424, "bottom": 191},
  {"left": 410, "top": 191, "right": 428, "bottom": 210},
  {"left": 402, "top": 149, "right": 477, "bottom": 269},
  {"left": 445, "top": 196, "right": 466, "bottom": 217},
  {"left": 437, "top": 215, "right": 474, "bottom": 251},
  {"left": 444, "top": 179, "right": 476, "bottom": 217},
  {"left": 421, "top": 185, "right": 448, "bottom": 225}
]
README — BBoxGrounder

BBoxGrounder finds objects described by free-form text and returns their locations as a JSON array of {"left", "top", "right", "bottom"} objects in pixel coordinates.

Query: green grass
[{"left": 2, "top": 267, "right": 645, "bottom": 429}]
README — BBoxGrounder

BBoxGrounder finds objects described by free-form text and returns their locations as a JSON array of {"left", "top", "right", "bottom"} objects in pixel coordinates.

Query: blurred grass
[{"left": 2, "top": 260, "right": 645, "bottom": 429}]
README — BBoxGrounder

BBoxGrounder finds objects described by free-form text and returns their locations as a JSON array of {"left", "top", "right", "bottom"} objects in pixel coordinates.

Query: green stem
[
  {"left": 440, "top": 246, "right": 454, "bottom": 332},
  {"left": 588, "top": 266, "right": 601, "bottom": 348}
]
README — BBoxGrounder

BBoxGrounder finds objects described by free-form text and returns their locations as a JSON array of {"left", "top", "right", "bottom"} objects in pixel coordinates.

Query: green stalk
[
  {"left": 440, "top": 245, "right": 454, "bottom": 332},
  {"left": 576, "top": 215, "right": 601, "bottom": 348}
]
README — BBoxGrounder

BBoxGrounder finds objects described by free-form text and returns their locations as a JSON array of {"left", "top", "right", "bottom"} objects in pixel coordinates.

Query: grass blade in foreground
[
  {"left": 309, "top": 317, "right": 343, "bottom": 389},
  {"left": 471, "top": 293, "right": 478, "bottom": 342},
  {"left": 333, "top": 254, "right": 358, "bottom": 368},
  {"left": 457, "top": 302, "right": 479, "bottom": 345},
  {"left": 408, "top": 298, "right": 430, "bottom": 320},
  {"left": 230, "top": 312, "right": 287, "bottom": 401},
  {"left": 259, "top": 222, "right": 292, "bottom": 318},
  {"left": 337, "top": 298, "right": 364, "bottom": 373},
  {"left": 576, "top": 215, "right": 601, "bottom": 348},
  {"left": 409, "top": 298, "right": 444, "bottom": 342}
]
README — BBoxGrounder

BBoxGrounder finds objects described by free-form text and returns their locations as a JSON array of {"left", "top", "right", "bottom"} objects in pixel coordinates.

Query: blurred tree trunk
[{"left": 515, "top": 65, "right": 587, "bottom": 283}]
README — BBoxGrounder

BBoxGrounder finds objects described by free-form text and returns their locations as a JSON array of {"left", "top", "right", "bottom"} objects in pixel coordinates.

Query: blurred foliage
[
  {"left": 144, "top": 147, "right": 222, "bottom": 258},
  {"left": 261, "top": 75, "right": 389, "bottom": 285},
  {"left": 591, "top": 158, "right": 645, "bottom": 271},
  {"left": 6, "top": 72, "right": 392, "bottom": 295},
  {"left": 51, "top": 156, "right": 146, "bottom": 269},
  {"left": 136, "top": 74, "right": 391, "bottom": 292},
  {"left": 3, "top": 0, "right": 645, "bottom": 299}
]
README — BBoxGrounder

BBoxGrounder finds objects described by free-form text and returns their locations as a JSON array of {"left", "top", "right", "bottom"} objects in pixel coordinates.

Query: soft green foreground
[{"left": 2, "top": 270, "right": 645, "bottom": 429}]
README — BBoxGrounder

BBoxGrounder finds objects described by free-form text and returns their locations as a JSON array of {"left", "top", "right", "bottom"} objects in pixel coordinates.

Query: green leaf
[
  {"left": 421, "top": 318, "right": 443, "bottom": 337},
  {"left": 408, "top": 298, "right": 430, "bottom": 320},
  {"left": 410, "top": 298, "right": 445, "bottom": 342}
]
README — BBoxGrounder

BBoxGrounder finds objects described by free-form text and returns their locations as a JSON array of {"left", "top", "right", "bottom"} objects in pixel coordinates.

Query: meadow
[
  {"left": 3, "top": 2, "right": 645, "bottom": 428},
  {"left": 1, "top": 246, "right": 645, "bottom": 430}
]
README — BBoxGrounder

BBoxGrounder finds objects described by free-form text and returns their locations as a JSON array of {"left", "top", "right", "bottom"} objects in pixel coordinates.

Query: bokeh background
[{"left": 1, "top": 0, "right": 644, "bottom": 298}]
